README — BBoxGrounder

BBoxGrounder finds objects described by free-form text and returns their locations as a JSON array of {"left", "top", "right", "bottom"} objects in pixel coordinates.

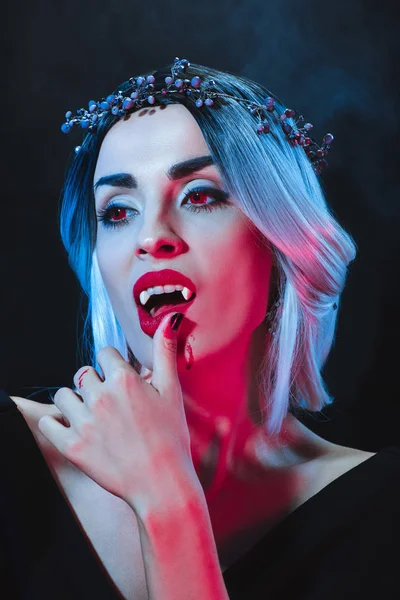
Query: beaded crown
[{"left": 61, "top": 57, "right": 334, "bottom": 175}]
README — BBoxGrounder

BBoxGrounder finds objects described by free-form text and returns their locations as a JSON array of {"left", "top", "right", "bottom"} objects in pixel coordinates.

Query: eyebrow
[{"left": 93, "top": 155, "right": 214, "bottom": 193}]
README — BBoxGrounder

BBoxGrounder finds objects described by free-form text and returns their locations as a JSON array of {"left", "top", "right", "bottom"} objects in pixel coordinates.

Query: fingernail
[{"left": 170, "top": 312, "right": 184, "bottom": 331}]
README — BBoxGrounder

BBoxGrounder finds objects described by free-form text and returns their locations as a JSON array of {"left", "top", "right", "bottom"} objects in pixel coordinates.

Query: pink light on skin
[{"left": 93, "top": 103, "right": 334, "bottom": 561}]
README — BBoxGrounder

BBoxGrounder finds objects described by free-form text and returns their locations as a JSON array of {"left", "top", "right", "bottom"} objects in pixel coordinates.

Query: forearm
[{"left": 130, "top": 481, "right": 230, "bottom": 600}]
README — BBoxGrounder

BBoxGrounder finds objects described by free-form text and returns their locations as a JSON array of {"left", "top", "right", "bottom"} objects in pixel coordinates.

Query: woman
[{"left": 2, "top": 58, "right": 399, "bottom": 600}]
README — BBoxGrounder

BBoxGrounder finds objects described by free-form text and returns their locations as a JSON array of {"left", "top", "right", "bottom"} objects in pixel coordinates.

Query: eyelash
[{"left": 96, "top": 186, "right": 230, "bottom": 230}]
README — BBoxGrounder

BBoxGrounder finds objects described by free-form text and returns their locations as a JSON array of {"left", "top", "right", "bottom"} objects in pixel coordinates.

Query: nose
[{"left": 135, "top": 211, "right": 187, "bottom": 259}]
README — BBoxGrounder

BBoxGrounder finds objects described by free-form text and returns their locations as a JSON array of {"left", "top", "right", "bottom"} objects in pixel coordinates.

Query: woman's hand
[{"left": 37, "top": 312, "right": 201, "bottom": 516}]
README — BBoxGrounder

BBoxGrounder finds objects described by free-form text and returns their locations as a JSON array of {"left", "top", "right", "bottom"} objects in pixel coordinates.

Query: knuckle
[
  {"left": 112, "top": 364, "right": 134, "bottom": 387},
  {"left": 96, "top": 346, "right": 115, "bottom": 360},
  {"left": 96, "top": 347, "right": 107, "bottom": 359},
  {"left": 92, "top": 390, "right": 112, "bottom": 414},
  {"left": 79, "top": 418, "right": 95, "bottom": 440},
  {"left": 54, "top": 387, "right": 68, "bottom": 399},
  {"left": 76, "top": 365, "right": 89, "bottom": 376},
  {"left": 64, "top": 436, "right": 80, "bottom": 458}
]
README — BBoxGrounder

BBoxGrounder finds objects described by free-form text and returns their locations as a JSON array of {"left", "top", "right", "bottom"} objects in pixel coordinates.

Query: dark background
[{"left": 2, "top": 0, "right": 399, "bottom": 452}]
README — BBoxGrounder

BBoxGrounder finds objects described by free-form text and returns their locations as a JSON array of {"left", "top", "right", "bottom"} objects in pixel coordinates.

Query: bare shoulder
[
  {"left": 9, "top": 395, "right": 65, "bottom": 437},
  {"left": 324, "top": 443, "right": 376, "bottom": 467},
  {"left": 312, "top": 443, "right": 376, "bottom": 494},
  {"left": 10, "top": 395, "right": 61, "bottom": 418},
  {"left": 9, "top": 396, "right": 67, "bottom": 464},
  {"left": 292, "top": 441, "right": 377, "bottom": 509}
]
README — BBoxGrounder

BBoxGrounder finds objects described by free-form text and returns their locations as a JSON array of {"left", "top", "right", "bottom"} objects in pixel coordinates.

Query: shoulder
[
  {"left": 8, "top": 396, "right": 67, "bottom": 460},
  {"left": 295, "top": 443, "right": 377, "bottom": 508},
  {"left": 320, "top": 443, "right": 376, "bottom": 475},
  {"left": 9, "top": 395, "right": 66, "bottom": 433},
  {"left": 316, "top": 443, "right": 377, "bottom": 483},
  {"left": 9, "top": 395, "right": 61, "bottom": 419},
  {"left": 324, "top": 444, "right": 376, "bottom": 468},
  {"left": 9, "top": 395, "right": 37, "bottom": 412}
]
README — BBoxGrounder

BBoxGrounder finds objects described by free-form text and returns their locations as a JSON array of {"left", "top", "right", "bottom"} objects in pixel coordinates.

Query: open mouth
[{"left": 141, "top": 290, "right": 197, "bottom": 318}]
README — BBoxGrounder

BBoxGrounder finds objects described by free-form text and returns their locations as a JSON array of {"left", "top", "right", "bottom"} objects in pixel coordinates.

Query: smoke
[{"left": 237, "top": 0, "right": 399, "bottom": 218}]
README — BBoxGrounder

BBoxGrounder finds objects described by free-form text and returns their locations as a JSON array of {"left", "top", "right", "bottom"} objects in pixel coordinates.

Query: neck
[{"left": 175, "top": 321, "right": 275, "bottom": 496}]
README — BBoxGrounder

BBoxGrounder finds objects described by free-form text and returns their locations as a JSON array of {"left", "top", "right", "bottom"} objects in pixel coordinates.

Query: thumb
[{"left": 151, "top": 312, "right": 184, "bottom": 394}]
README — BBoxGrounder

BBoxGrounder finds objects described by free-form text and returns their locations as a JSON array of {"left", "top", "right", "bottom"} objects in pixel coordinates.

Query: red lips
[{"left": 133, "top": 269, "right": 197, "bottom": 337}]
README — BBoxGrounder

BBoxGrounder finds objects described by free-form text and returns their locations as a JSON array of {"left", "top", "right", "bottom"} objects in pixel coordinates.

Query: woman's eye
[
  {"left": 183, "top": 187, "right": 229, "bottom": 213},
  {"left": 96, "top": 187, "right": 229, "bottom": 230},
  {"left": 96, "top": 204, "right": 134, "bottom": 229}
]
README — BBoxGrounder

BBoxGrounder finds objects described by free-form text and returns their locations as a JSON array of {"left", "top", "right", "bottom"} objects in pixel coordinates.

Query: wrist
[{"left": 126, "top": 462, "right": 205, "bottom": 522}]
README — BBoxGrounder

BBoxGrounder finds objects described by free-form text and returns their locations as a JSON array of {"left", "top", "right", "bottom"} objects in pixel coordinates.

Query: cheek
[
  {"left": 96, "top": 231, "right": 131, "bottom": 270},
  {"left": 214, "top": 221, "right": 272, "bottom": 282},
  {"left": 232, "top": 229, "right": 273, "bottom": 312},
  {"left": 95, "top": 240, "right": 130, "bottom": 305},
  {"left": 207, "top": 223, "right": 273, "bottom": 326}
]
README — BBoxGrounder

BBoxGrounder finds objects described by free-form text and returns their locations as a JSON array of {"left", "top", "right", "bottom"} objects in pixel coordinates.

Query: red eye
[
  {"left": 108, "top": 206, "right": 128, "bottom": 221},
  {"left": 187, "top": 191, "right": 209, "bottom": 205},
  {"left": 97, "top": 187, "right": 229, "bottom": 230}
]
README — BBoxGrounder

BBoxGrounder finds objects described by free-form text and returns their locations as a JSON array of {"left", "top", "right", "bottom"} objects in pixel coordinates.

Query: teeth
[
  {"left": 139, "top": 290, "right": 151, "bottom": 306},
  {"left": 182, "top": 286, "right": 194, "bottom": 301},
  {"left": 139, "top": 284, "right": 194, "bottom": 308}
]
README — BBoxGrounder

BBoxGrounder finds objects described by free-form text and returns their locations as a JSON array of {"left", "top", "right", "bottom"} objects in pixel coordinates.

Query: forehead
[{"left": 94, "top": 104, "right": 210, "bottom": 177}]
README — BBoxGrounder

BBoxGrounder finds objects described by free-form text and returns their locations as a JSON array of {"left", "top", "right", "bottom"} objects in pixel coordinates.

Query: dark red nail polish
[{"left": 170, "top": 312, "right": 184, "bottom": 331}]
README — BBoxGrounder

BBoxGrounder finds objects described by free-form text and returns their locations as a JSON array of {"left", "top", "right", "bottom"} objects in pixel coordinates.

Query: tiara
[{"left": 61, "top": 57, "right": 334, "bottom": 175}]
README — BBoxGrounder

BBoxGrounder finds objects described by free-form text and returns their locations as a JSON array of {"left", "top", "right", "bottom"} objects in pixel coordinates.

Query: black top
[{"left": 1, "top": 388, "right": 399, "bottom": 599}]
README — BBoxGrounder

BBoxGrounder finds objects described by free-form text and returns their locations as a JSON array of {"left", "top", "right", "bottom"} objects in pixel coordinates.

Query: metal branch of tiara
[{"left": 61, "top": 57, "right": 334, "bottom": 175}]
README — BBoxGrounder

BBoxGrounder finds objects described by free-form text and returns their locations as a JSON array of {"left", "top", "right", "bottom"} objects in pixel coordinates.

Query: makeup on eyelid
[{"left": 96, "top": 186, "right": 230, "bottom": 229}]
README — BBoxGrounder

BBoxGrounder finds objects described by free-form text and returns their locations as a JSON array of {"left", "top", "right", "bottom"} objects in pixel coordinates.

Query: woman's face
[{"left": 94, "top": 103, "right": 274, "bottom": 372}]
